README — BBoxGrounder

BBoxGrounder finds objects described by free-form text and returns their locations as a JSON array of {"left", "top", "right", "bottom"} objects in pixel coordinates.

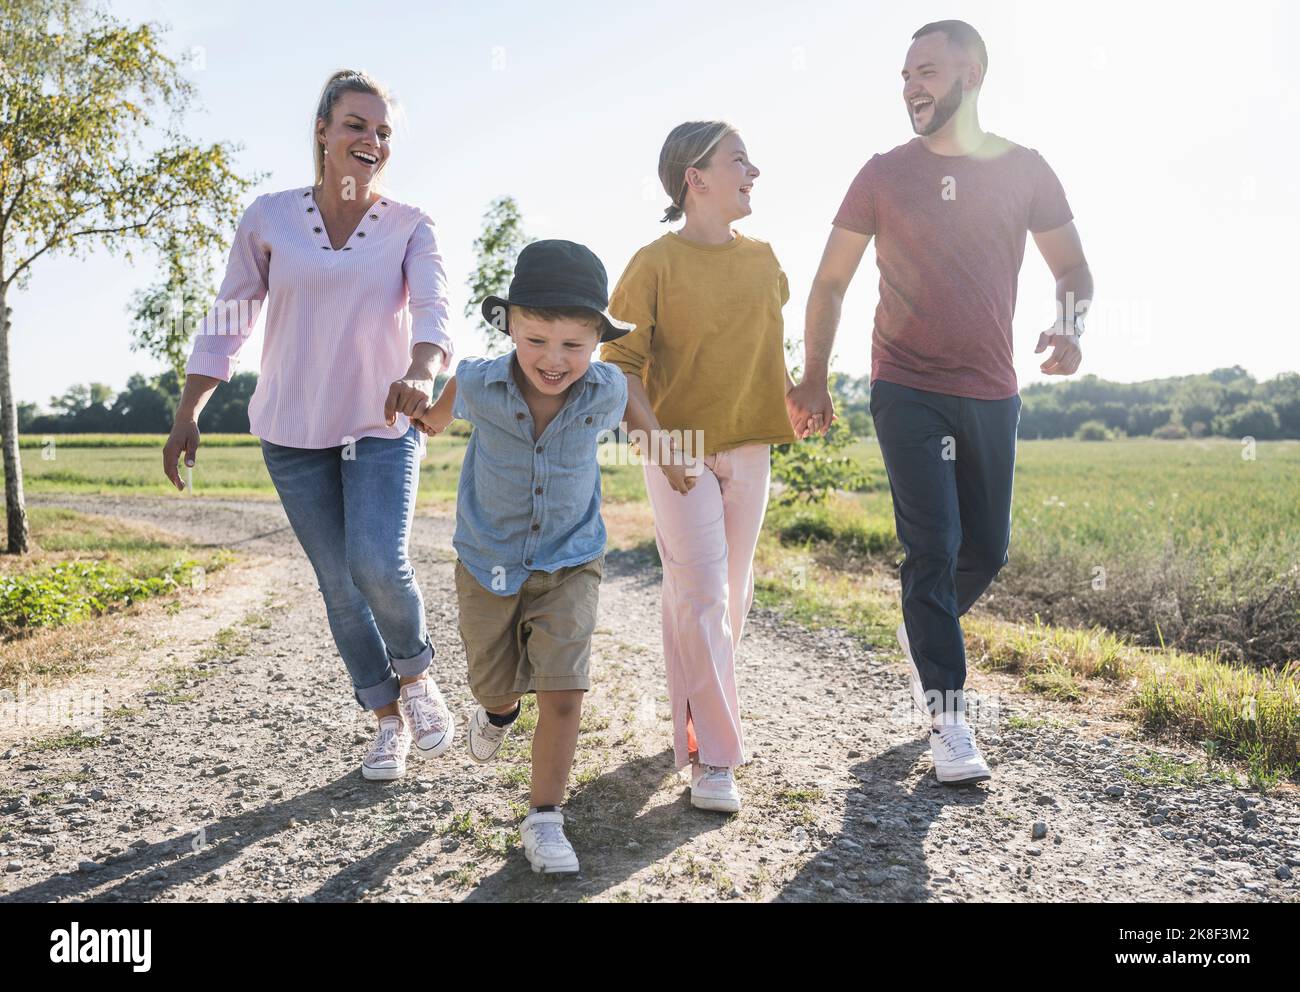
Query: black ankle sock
[
  {"left": 531, "top": 804, "right": 560, "bottom": 814},
  {"left": 486, "top": 703, "right": 521, "bottom": 728}
]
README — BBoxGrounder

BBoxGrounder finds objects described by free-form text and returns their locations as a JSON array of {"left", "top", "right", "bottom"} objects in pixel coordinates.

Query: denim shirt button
[
  {"left": 525, "top": 558, "right": 533, "bottom": 566},
  {"left": 516, "top": 412, "right": 525, "bottom": 420},
  {"left": 531, "top": 523, "right": 540, "bottom": 531},
  {"left": 585, "top": 416, "right": 593, "bottom": 424},
  {"left": 535, "top": 445, "right": 543, "bottom": 453},
  {"left": 535, "top": 487, "right": 543, "bottom": 495}
]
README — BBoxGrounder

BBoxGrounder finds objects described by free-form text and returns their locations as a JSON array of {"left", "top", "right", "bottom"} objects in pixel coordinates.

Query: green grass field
[
  {"left": 20, "top": 435, "right": 1299, "bottom": 585},
  {"left": 26, "top": 432, "right": 1294, "bottom": 528},
  {"left": 839, "top": 436, "right": 1300, "bottom": 574},
  {"left": 18, "top": 433, "right": 650, "bottom": 505}
]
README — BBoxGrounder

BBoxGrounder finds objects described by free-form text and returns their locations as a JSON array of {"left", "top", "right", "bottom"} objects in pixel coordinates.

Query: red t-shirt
[{"left": 833, "top": 135, "right": 1073, "bottom": 400}]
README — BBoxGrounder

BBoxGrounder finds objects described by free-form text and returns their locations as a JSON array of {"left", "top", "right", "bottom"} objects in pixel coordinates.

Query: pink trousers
[{"left": 643, "top": 443, "right": 772, "bottom": 770}]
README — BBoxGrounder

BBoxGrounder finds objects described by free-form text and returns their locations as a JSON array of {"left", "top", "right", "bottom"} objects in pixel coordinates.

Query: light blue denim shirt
[{"left": 452, "top": 353, "right": 628, "bottom": 596}]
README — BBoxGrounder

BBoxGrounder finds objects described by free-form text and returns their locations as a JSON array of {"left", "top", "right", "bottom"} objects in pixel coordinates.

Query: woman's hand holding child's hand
[
  {"left": 406, "top": 375, "right": 457, "bottom": 438},
  {"left": 413, "top": 407, "right": 454, "bottom": 438}
]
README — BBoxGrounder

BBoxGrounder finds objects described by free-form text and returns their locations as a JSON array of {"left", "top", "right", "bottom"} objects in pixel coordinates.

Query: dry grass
[{"left": 755, "top": 538, "right": 1300, "bottom": 782}]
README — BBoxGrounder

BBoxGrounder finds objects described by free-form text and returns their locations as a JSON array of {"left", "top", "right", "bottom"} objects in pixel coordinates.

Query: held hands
[
  {"left": 660, "top": 460, "right": 697, "bottom": 496},
  {"left": 1035, "top": 331, "right": 1083, "bottom": 376},
  {"left": 786, "top": 378, "right": 836, "bottom": 439},
  {"left": 163, "top": 419, "right": 200, "bottom": 492},
  {"left": 412, "top": 405, "right": 454, "bottom": 438},
  {"left": 655, "top": 435, "right": 698, "bottom": 496},
  {"left": 384, "top": 377, "right": 435, "bottom": 428}
]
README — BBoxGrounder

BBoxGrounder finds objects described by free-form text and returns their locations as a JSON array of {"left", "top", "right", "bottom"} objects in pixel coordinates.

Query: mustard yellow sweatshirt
[{"left": 601, "top": 231, "right": 796, "bottom": 456}]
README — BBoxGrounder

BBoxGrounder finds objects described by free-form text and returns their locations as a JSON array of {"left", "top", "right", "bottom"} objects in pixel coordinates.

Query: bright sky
[{"left": 11, "top": 0, "right": 1300, "bottom": 408}]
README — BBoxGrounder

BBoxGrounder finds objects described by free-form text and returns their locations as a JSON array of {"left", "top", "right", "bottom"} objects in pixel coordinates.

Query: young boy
[{"left": 418, "top": 240, "right": 631, "bottom": 874}]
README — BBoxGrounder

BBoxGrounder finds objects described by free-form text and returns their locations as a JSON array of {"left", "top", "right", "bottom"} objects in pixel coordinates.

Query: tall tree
[
  {"left": 0, "top": 0, "right": 256, "bottom": 552},
  {"left": 464, "top": 196, "right": 530, "bottom": 357}
]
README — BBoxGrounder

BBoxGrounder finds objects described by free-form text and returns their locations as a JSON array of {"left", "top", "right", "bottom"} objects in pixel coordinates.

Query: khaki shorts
[{"left": 454, "top": 555, "right": 604, "bottom": 709}]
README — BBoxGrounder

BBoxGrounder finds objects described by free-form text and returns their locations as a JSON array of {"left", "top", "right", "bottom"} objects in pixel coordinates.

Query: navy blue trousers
[{"left": 869, "top": 379, "right": 1021, "bottom": 710}]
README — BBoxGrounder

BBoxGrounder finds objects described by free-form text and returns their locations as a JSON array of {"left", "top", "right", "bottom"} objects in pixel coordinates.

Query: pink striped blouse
[{"left": 185, "top": 187, "right": 455, "bottom": 449}]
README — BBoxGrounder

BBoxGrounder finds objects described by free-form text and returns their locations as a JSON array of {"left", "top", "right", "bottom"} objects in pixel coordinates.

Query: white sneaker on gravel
[
  {"left": 930, "top": 719, "right": 992, "bottom": 785},
  {"left": 468, "top": 705, "right": 514, "bottom": 764},
  {"left": 520, "top": 810, "right": 579, "bottom": 874},
  {"left": 690, "top": 763, "right": 741, "bottom": 813},
  {"left": 362, "top": 715, "right": 411, "bottom": 781},
  {"left": 896, "top": 622, "right": 931, "bottom": 717},
  {"left": 398, "top": 677, "right": 455, "bottom": 757}
]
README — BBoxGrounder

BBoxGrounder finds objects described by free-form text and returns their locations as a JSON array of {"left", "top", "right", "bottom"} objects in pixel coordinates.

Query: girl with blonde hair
[{"left": 603, "top": 121, "right": 803, "bottom": 812}]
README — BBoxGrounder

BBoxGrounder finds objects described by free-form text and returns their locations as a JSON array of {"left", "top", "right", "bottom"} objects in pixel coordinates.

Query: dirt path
[{"left": 2, "top": 494, "right": 1297, "bottom": 902}]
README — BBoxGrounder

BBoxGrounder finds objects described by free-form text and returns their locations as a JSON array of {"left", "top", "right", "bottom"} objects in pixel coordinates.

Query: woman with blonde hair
[
  {"left": 603, "top": 121, "right": 803, "bottom": 812},
  {"left": 163, "top": 70, "right": 456, "bottom": 781}
]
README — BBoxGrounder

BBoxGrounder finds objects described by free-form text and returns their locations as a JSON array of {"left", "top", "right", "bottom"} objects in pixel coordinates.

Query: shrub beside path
[{"left": 2, "top": 494, "right": 1297, "bottom": 903}]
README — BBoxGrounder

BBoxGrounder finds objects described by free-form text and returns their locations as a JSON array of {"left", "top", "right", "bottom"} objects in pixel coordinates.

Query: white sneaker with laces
[
  {"left": 930, "top": 719, "right": 992, "bottom": 784},
  {"left": 520, "top": 810, "right": 579, "bottom": 874},
  {"left": 398, "top": 677, "right": 455, "bottom": 757},
  {"left": 362, "top": 715, "right": 411, "bottom": 781},
  {"left": 467, "top": 705, "right": 513, "bottom": 764},
  {"left": 690, "top": 763, "right": 742, "bottom": 813},
  {"left": 896, "top": 622, "right": 931, "bottom": 717}
]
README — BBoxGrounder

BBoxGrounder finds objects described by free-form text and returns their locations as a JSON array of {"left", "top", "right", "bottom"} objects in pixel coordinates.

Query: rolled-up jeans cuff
[
  {"left": 354, "top": 672, "right": 401, "bottom": 711},
  {"left": 388, "top": 638, "right": 434, "bottom": 679}
]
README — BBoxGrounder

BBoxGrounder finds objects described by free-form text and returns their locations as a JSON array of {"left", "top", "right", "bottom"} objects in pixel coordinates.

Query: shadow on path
[
  {"left": 2, "top": 771, "right": 404, "bottom": 904},
  {"left": 775, "top": 739, "right": 989, "bottom": 903}
]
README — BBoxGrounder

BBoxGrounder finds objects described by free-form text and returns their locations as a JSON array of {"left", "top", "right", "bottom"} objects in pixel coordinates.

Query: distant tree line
[
  {"left": 827, "top": 366, "right": 1300, "bottom": 441},
  {"left": 18, "top": 365, "right": 1300, "bottom": 441},
  {"left": 19, "top": 371, "right": 256, "bottom": 435},
  {"left": 18, "top": 369, "right": 453, "bottom": 436},
  {"left": 1016, "top": 367, "right": 1300, "bottom": 440}
]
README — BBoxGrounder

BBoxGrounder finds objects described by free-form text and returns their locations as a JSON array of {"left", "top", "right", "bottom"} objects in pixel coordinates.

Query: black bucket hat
[{"left": 480, "top": 239, "right": 635, "bottom": 343}]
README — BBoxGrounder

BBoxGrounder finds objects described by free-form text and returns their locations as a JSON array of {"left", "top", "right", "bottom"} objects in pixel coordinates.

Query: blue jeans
[
  {"left": 869, "top": 379, "right": 1021, "bottom": 715},
  {"left": 260, "top": 426, "right": 433, "bottom": 710}
]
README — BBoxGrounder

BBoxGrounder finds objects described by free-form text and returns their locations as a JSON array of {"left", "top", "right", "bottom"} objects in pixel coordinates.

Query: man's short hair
[{"left": 912, "top": 19, "right": 988, "bottom": 75}]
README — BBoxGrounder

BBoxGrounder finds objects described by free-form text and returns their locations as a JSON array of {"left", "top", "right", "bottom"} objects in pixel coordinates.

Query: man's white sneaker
[
  {"left": 399, "top": 678, "right": 455, "bottom": 757},
  {"left": 520, "top": 810, "right": 579, "bottom": 874},
  {"left": 467, "top": 705, "right": 514, "bottom": 764},
  {"left": 362, "top": 715, "right": 411, "bottom": 781},
  {"left": 690, "top": 763, "right": 741, "bottom": 813},
  {"left": 896, "top": 622, "right": 931, "bottom": 717},
  {"left": 930, "top": 719, "right": 992, "bottom": 784}
]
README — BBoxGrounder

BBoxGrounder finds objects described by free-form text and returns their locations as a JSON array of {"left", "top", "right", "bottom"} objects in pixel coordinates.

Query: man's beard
[{"left": 913, "top": 78, "right": 964, "bottom": 136}]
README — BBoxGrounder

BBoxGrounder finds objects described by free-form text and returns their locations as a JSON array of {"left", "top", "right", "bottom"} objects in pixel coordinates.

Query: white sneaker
[
  {"left": 467, "top": 705, "right": 513, "bottom": 764},
  {"left": 896, "top": 622, "right": 930, "bottom": 717},
  {"left": 362, "top": 715, "right": 411, "bottom": 781},
  {"left": 930, "top": 719, "right": 992, "bottom": 785},
  {"left": 690, "top": 763, "right": 742, "bottom": 813},
  {"left": 520, "top": 810, "right": 579, "bottom": 874},
  {"left": 399, "top": 678, "right": 455, "bottom": 757}
]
